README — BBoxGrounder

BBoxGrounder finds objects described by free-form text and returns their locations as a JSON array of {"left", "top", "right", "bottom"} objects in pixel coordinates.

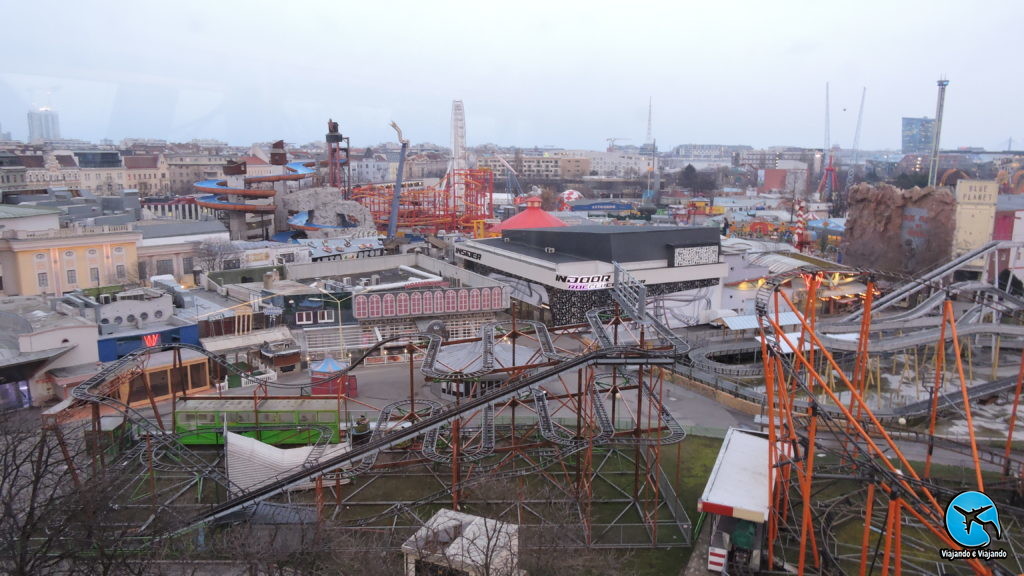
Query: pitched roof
[
  {"left": 55, "top": 155, "right": 78, "bottom": 168},
  {"left": 124, "top": 155, "right": 159, "bottom": 169},
  {"left": 490, "top": 198, "right": 567, "bottom": 232},
  {"left": 242, "top": 155, "right": 268, "bottom": 165},
  {"left": 19, "top": 155, "right": 45, "bottom": 168}
]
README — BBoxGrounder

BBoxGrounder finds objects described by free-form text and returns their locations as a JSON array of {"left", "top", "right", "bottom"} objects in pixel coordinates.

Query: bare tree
[{"left": 193, "top": 240, "right": 237, "bottom": 275}]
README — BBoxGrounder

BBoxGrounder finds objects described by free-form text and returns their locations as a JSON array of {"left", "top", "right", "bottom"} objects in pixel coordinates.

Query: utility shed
[
  {"left": 697, "top": 427, "right": 772, "bottom": 573},
  {"left": 699, "top": 428, "right": 770, "bottom": 522}
]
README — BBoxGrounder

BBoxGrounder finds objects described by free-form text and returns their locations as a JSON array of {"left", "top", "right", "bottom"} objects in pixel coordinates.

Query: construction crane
[
  {"left": 496, "top": 156, "right": 524, "bottom": 198},
  {"left": 606, "top": 137, "right": 630, "bottom": 152},
  {"left": 817, "top": 83, "right": 840, "bottom": 215},
  {"left": 839, "top": 87, "right": 867, "bottom": 216},
  {"left": 387, "top": 121, "right": 409, "bottom": 239}
]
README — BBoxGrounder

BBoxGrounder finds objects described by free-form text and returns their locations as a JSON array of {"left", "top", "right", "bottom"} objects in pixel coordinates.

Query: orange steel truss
[
  {"left": 757, "top": 271, "right": 997, "bottom": 575},
  {"left": 350, "top": 168, "right": 494, "bottom": 234}
]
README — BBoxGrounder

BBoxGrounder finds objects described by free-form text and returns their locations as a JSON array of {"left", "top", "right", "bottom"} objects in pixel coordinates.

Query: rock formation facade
[{"left": 841, "top": 183, "right": 955, "bottom": 275}]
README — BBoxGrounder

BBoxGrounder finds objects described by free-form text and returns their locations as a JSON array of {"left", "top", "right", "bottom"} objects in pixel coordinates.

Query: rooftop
[
  {"left": 135, "top": 218, "right": 227, "bottom": 239},
  {"left": 485, "top": 225, "right": 720, "bottom": 264},
  {"left": 123, "top": 155, "right": 159, "bottom": 170},
  {"left": 0, "top": 204, "right": 63, "bottom": 219}
]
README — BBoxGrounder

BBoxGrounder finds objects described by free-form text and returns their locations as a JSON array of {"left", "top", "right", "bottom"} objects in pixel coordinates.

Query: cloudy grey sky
[{"left": 2, "top": 0, "right": 1020, "bottom": 151}]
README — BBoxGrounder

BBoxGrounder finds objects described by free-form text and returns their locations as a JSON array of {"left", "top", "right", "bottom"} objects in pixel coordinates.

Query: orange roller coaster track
[{"left": 350, "top": 169, "right": 494, "bottom": 235}]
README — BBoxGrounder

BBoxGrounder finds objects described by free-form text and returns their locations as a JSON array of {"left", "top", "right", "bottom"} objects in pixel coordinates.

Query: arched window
[
  {"left": 410, "top": 292, "right": 422, "bottom": 315},
  {"left": 445, "top": 291, "right": 457, "bottom": 312},
  {"left": 481, "top": 287, "right": 491, "bottom": 309},
  {"left": 457, "top": 290, "right": 469, "bottom": 311},
  {"left": 492, "top": 287, "right": 503, "bottom": 308},
  {"left": 396, "top": 293, "right": 409, "bottom": 316},
  {"left": 354, "top": 295, "right": 368, "bottom": 318},
  {"left": 368, "top": 295, "right": 381, "bottom": 317},
  {"left": 470, "top": 289, "right": 480, "bottom": 310},
  {"left": 434, "top": 291, "right": 445, "bottom": 313},
  {"left": 422, "top": 291, "right": 433, "bottom": 315},
  {"left": 382, "top": 294, "right": 395, "bottom": 317}
]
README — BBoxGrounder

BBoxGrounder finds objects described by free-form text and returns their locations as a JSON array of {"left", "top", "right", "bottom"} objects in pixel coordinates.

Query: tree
[
  {"left": 677, "top": 164, "right": 697, "bottom": 189},
  {"left": 193, "top": 240, "right": 237, "bottom": 274}
]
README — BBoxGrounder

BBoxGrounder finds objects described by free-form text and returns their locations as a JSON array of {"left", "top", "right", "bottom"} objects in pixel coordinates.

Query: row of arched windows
[{"left": 353, "top": 287, "right": 504, "bottom": 319}]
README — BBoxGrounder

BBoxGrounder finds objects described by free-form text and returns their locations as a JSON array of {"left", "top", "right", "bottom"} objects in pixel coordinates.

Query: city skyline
[{"left": 1, "top": 0, "right": 1022, "bottom": 152}]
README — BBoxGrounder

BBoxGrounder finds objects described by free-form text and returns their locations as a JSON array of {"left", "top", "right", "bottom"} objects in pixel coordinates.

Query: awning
[
  {"left": 201, "top": 326, "right": 295, "bottom": 355},
  {"left": 721, "top": 311, "right": 803, "bottom": 331}
]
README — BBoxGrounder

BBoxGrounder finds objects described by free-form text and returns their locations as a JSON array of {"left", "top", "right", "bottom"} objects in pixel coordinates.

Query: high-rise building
[
  {"left": 27, "top": 107, "right": 60, "bottom": 142},
  {"left": 0, "top": 122, "right": 11, "bottom": 141},
  {"left": 901, "top": 117, "right": 935, "bottom": 154}
]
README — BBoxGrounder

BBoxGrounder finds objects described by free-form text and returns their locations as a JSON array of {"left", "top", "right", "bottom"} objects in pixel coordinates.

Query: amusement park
[{"left": 4, "top": 103, "right": 1024, "bottom": 576}]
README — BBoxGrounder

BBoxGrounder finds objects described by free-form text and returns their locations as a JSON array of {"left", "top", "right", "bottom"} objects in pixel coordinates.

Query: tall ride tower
[
  {"left": 326, "top": 118, "right": 351, "bottom": 198},
  {"left": 927, "top": 78, "right": 950, "bottom": 187},
  {"left": 450, "top": 100, "right": 468, "bottom": 213}
]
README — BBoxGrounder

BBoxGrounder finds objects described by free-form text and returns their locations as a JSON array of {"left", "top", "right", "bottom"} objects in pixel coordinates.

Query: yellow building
[{"left": 0, "top": 206, "right": 142, "bottom": 295}]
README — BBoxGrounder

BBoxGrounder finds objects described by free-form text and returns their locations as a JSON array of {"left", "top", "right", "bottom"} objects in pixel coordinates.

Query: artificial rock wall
[{"left": 841, "top": 183, "right": 955, "bottom": 275}]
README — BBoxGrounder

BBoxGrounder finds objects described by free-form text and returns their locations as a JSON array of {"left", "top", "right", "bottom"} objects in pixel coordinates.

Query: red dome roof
[{"left": 490, "top": 197, "right": 567, "bottom": 232}]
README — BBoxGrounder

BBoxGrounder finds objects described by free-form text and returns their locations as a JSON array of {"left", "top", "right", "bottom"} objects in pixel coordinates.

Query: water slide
[{"left": 193, "top": 161, "right": 316, "bottom": 214}]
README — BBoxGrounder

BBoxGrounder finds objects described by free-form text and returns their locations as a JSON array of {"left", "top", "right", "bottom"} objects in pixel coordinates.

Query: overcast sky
[{"left": 2, "top": 0, "right": 1021, "bottom": 152}]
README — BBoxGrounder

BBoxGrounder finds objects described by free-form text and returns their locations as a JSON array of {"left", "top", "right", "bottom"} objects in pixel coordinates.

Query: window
[
  {"left": 37, "top": 272, "right": 48, "bottom": 288},
  {"left": 470, "top": 289, "right": 480, "bottom": 310},
  {"left": 435, "top": 291, "right": 445, "bottom": 313},
  {"left": 368, "top": 295, "right": 381, "bottom": 317},
  {"left": 295, "top": 311, "right": 313, "bottom": 325},
  {"left": 90, "top": 267, "right": 99, "bottom": 283},
  {"left": 458, "top": 290, "right": 469, "bottom": 311},
  {"left": 382, "top": 294, "right": 395, "bottom": 316},
  {"left": 481, "top": 288, "right": 491, "bottom": 309},
  {"left": 354, "top": 295, "right": 367, "bottom": 318},
  {"left": 317, "top": 309, "right": 335, "bottom": 323},
  {"left": 155, "top": 259, "right": 174, "bottom": 275},
  {"left": 182, "top": 257, "right": 194, "bottom": 273},
  {"left": 88, "top": 249, "right": 97, "bottom": 256},
  {"left": 66, "top": 269, "right": 77, "bottom": 284},
  {"left": 396, "top": 293, "right": 409, "bottom": 316},
  {"left": 410, "top": 292, "right": 422, "bottom": 315},
  {"left": 422, "top": 291, "right": 433, "bottom": 314},
  {"left": 223, "top": 259, "right": 241, "bottom": 270},
  {"left": 35, "top": 253, "right": 45, "bottom": 261},
  {"left": 114, "top": 246, "right": 124, "bottom": 254},
  {"left": 116, "top": 264, "right": 126, "bottom": 279},
  {"left": 281, "top": 252, "right": 295, "bottom": 263},
  {"left": 446, "top": 291, "right": 457, "bottom": 312}
]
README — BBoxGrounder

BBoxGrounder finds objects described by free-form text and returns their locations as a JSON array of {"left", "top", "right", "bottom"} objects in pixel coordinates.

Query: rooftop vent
[{"left": 544, "top": 247, "right": 555, "bottom": 254}]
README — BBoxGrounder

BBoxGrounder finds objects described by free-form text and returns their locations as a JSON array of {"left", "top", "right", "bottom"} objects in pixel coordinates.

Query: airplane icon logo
[{"left": 945, "top": 491, "right": 1002, "bottom": 548}]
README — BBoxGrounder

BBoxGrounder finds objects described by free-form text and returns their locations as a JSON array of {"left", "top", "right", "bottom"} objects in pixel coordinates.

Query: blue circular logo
[{"left": 945, "top": 491, "right": 1002, "bottom": 548}]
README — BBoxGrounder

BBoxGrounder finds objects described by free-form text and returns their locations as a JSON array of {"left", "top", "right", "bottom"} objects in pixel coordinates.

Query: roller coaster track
[
  {"left": 585, "top": 306, "right": 691, "bottom": 354},
  {"left": 421, "top": 402, "right": 495, "bottom": 464},
  {"left": 169, "top": 345, "right": 678, "bottom": 536},
  {"left": 844, "top": 240, "right": 1024, "bottom": 321},
  {"left": 533, "top": 388, "right": 614, "bottom": 447}
]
